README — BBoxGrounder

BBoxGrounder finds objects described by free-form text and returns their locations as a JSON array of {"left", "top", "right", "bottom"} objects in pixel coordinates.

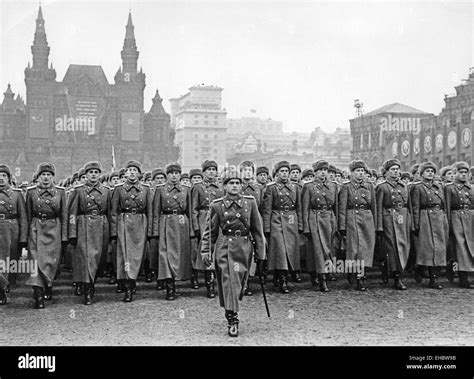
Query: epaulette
[
  {"left": 27, "top": 185, "right": 37, "bottom": 191},
  {"left": 266, "top": 182, "right": 276, "bottom": 187},
  {"left": 115, "top": 182, "right": 125, "bottom": 187},
  {"left": 73, "top": 183, "right": 84, "bottom": 188},
  {"left": 141, "top": 183, "right": 150, "bottom": 187},
  {"left": 342, "top": 180, "right": 350, "bottom": 184},
  {"left": 156, "top": 183, "right": 166, "bottom": 187},
  {"left": 211, "top": 197, "right": 224, "bottom": 204},
  {"left": 12, "top": 187, "right": 22, "bottom": 192},
  {"left": 412, "top": 181, "right": 421, "bottom": 185},
  {"left": 103, "top": 185, "right": 111, "bottom": 190},
  {"left": 445, "top": 182, "right": 454, "bottom": 186},
  {"left": 55, "top": 185, "right": 65, "bottom": 190},
  {"left": 243, "top": 195, "right": 254, "bottom": 199}
]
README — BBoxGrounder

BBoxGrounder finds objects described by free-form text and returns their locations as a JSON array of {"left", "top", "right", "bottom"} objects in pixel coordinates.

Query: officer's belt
[
  {"left": 273, "top": 206, "right": 295, "bottom": 212},
  {"left": 348, "top": 205, "right": 370, "bottom": 210},
  {"left": 386, "top": 202, "right": 406, "bottom": 210},
  {"left": 452, "top": 204, "right": 474, "bottom": 210},
  {"left": 311, "top": 205, "right": 331, "bottom": 210},
  {"left": 33, "top": 213, "right": 59, "bottom": 221},
  {"left": 0, "top": 213, "right": 18, "bottom": 220},
  {"left": 421, "top": 204, "right": 443, "bottom": 211},
  {"left": 161, "top": 210, "right": 186, "bottom": 215},
  {"left": 222, "top": 230, "right": 249, "bottom": 237},
  {"left": 121, "top": 208, "right": 145, "bottom": 214},
  {"left": 78, "top": 210, "right": 107, "bottom": 216},
  {"left": 197, "top": 206, "right": 209, "bottom": 211}
]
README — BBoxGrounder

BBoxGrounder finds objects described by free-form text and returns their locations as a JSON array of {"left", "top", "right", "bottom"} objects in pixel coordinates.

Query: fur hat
[
  {"left": 410, "top": 163, "right": 420, "bottom": 176},
  {"left": 439, "top": 165, "right": 454, "bottom": 177},
  {"left": 382, "top": 159, "right": 401, "bottom": 172},
  {"left": 125, "top": 160, "right": 142, "bottom": 174},
  {"left": 290, "top": 164, "right": 301, "bottom": 173},
  {"left": 143, "top": 171, "right": 152, "bottom": 181},
  {"left": 222, "top": 168, "right": 242, "bottom": 185},
  {"left": 274, "top": 160, "right": 291, "bottom": 173},
  {"left": 78, "top": 167, "right": 86, "bottom": 178},
  {"left": 109, "top": 171, "right": 119, "bottom": 180},
  {"left": 189, "top": 168, "right": 203, "bottom": 179},
  {"left": 256, "top": 166, "right": 269, "bottom": 175},
  {"left": 166, "top": 162, "right": 182, "bottom": 174},
  {"left": 84, "top": 161, "right": 102, "bottom": 174},
  {"left": 400, "top": 172, "right": 411, "bottom": 180},
  {"left": 201, "top": 160, "right": 218, "bottom": 172},
  {"left": 151, "top": 168, "right": 165, "bottom": 179},
  {"left": 328, "top": 164, "right": 337, "bottom": 173},
  {"left": 453, "top": 161, "right": 469, "bottom": 172},
  {"left": 180, "top": 173, "right": 189, "bottom": 180},
  {"left": 348, "top": 160, "right": 366, "bottom": 172},
  {"left": 37, "top": 162, "right": 56, "bottom": 176},
  {"left": 0, "top": 164, "right": 12, "bottom": 179},
  {"left": 239, "top": 160, "right": 255, "bottom": 172},
  {"left": 419, "top": 161, "right": 437, "bottom": 175},
  {"left": 313, "top": 160, "right": 329, "bottom": 172},
  {"left": 301, "top": 168, "right": 314, "bottom": 179}
]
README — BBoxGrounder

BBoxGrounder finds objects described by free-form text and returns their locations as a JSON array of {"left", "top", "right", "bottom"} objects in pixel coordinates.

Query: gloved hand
[
  {"left": 376, "top": 230, "right": 384, "bottom": 237},
  {"left": 202, "top": 253, "right": 213, "bottom": 268},
  {"left": 69, "top": 237, "right": 78, "bottom": 246},
  {"left": 413, "top": 228, "right": 420, "bottom": 237},
  {"left": 110, "top": 235, "right": 117, "bottom": 242},
  {"left": 256, "top": 259, "right": 265, "bottom": 276},
  {"left": 19, "top": 242, "right": 27, "bottom": 249},
  {"left": 339, "top": 230, "right": 346, "bottom": 237}
]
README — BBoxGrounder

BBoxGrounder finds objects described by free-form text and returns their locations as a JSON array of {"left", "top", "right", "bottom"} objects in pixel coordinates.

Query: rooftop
[{"left": 364, "top": 102, "right": 429, "bottom": 116}]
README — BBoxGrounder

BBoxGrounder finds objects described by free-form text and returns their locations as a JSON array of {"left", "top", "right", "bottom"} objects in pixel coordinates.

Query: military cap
[
  {"left": 419, "top": 161, "right": 437, "bottom": 175},
  {"left": 274, "top": 160, "right": 291, "bottom": 173},
  {"left": 201, "top": 160, "right": 218, "bottom": 172},
  {"left": 222, "top": 168, "right": 242, "bottom": 185},
  {"left": 301, "top": 168, "right": 314, "bottom": 179},
  {"left": 72, "top": 172, "right": 79, "bottom": 181},
  {"left": 125, "top": 160, "right": 142, "bottom": 174},
  {"left": 78, "top": 167, "right": 86, "bottom": 178},
  {"left": 144, "top": 171, "right": 152, "bottom": 181},
  {"left": 84, "top": 161, "right": 102, "bottom": 174},
  {"left": 256, "top": 166, "right": 269, "bottom": 175},
  {"left": 118, "top": 168, "right": 126, "bottom": 178},
  {"left": 410, "top": 163, "right": 420, "bottom": 176},
  {"left": 239, "top": 160, "right": 255, "bottom": 171},
  {"left": 370, "top": 169, "right": 378, "bottom": 177},
  {"left": 400, "top": 172, "right": 411, "bottom": 180},
  {"left": 109, "top": 171, "right": 120, "bottom": 179},
  {"left": 151, "top": 168, "right": 166, "bottom": 179},
  {"left": 0, "top": 164, "right": 12, "bottom": 179},
  {"left": 452, "top": 161, "right": 469, "bottom": 172},
  {"left": 290, "top": 164, "right": 302, "bottom": 173},
  {"left": 37, "top": 162, "right": 56, "bottom": 176},
  {"left": 348, "top": 160, "right": 366, "bottom": 172},
  {"left": 313, "top": 160, "right": 329, "bottom": 171},
  {"left": 382, "top": 159, "right": 401, "bottom": 172},
  {"left": 328, "top": 164, "right": 337, "bottom": 173},
  {"left": 166, "top": 162, "right": 182, "bottom": 174},
  {"left": 439, "top": 165, "right": 454, "bottom": 177},
  {"left": 189, "top": 168, "right": 203, "bottom": 179},
  {"left": 20, "top": 180, "right": 29, "bottom": 188},
  {"left": 180, "top": 173, "right": 189, "bottom": 180}
]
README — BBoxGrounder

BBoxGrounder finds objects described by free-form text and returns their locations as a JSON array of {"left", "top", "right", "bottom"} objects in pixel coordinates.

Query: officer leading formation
[{"left": 0, "top": 158, "right": 473, "bottom": 337}]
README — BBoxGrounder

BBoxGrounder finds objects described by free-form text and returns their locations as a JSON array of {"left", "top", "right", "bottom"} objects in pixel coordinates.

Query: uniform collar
[
  {"left": 386, "top": 177, "right": 403, "bottom": 188},
  {"left": 38, "top": 183, "right": 55, "bottom": 195},
  {"left": 277, "top": 178, "right": 292, "bottom": 189},
  {"left": 454, "top": 180, "right": 470, "bottom": 189},
  {"left": 124, "top": 180, "right": 140, "bottom": 191},
  {"left": 167, "top": 182, "right": 181, "bottom": 192},
  {"left": 314, "top": 177, "right": 328, "bottom": 187},
  {"left": 223, "top": 194, "right": 243, "bottom": 209},
  {"left": 422, "top": 179, "right": 438, "bottom": 189},
  {"left": 350, "top": 178, "right": 366, "bottom": 188},
  {"left": 0, "top": 185, "right": 12, "bottom": 195},
  {"left": 242, "top": 179, "right": 257, "bottom": 190},
  {"left": 85, "top": 181, "right": 102, "bottom": 194},
  {"left": 204, "top": 178, "right": 219, "bottom": 187}
]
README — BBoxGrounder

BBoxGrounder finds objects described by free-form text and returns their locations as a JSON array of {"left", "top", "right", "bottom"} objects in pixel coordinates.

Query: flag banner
[
  {"left": 121, "top": 112, "right": 140, "bottom": 141},
  {"left": 29, "top": 108, "right": 50, "bottom": 138}
]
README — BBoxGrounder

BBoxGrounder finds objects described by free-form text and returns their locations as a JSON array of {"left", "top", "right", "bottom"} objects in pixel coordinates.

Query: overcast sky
[{"left": 0, "top": 0, "right": 472, "bottom": 133}]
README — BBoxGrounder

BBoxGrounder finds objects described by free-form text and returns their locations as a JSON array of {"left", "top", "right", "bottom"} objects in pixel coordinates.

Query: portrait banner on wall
[
  {"left": 413, "top": 138, "right": 420, "bottom": 155},
  {"left": 424, "top": 136, "right": 432, "bottom": 153},
  {"left": 435, "top": 134, "right": 443, "bottom": 153},
  {"left": 29, "top": 108, "right": 50, "bottom": 138},
  {"left": 447, "top": 131, "right": 456, "bottom": 149},
  {"left": 401, "top": 140, "right": 410, "bottom": 157},
  {"left": 461, "top": 128, "right": 471, "bottom": 147}
]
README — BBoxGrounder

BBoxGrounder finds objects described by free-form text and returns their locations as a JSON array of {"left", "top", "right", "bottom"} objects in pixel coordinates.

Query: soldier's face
[
  {"left": 191, "top": 176, "right": 202, "bottom": 185},
  {"left": 87, "top": 169, "right": 100, "bottom": 184},
  {"left": 241, "top": 167, "right": 253, "bottom": 180},
  {"left": 257, "top": 173, "right": 268, "bottom": 184},
  {"left": 315, "top": 168, "right": 327, "bottom": 180},
  {"left": 204, "top": 167, "right": 217, "bottom": 179},
  {"left": 335, "top": 173, "right": 342, "bottom": 182},
  {"left": 154, "top": 175, "right": 166, "bottom": 185},
  {"left": 303, "top": 175, "right": 314, "bottom": 183},
  {"left": 422, "top": 168, "right": 435, "bottom": 180},
  {"left": 290, "top": 170, "right": 300, "bottom": 181},
  {"left": 0, "top": 172, "right": 8, "bottom": 186},
  {"left": 388, "top": 165, "right": 400, "bottom": 179},
  {"left": 278, "top": 168, "right": 289, "bottom": 181},
  {"left": 401, "top": 177, "right": 410, "bottom": 185},
  {"left": 39, "top": 172, "right": 53, "bottom": 186},
  {"left": 180, "top": 178, "right": 190, "bottom": 186},
  {"left": 353, "top": 168, "right": 365, "bottom": 181},
  {"left": 80, "top": 175, "right": 87, "bottom": 184},
  {"left": 456, "top": 169, "right": 468, "bottom": 182},
  {"left": 127, "top": 167, "right": 139, "bottom": 181},
  {"left": 110, "top": 176, "right": 119, "bottom": 186},
  {"left": 226, "top": 179, "right": 241, "bottom": 195},
  {"left": 445, "top": 170, "right": 454, "bottom": 182},
  {"left": 168, "top": 171, "right": 180, "bottom": 183},
  {"left": 328, "top": 172, "right": 335, "bottom": 180},
  {"left": 145, "top": 178, "right": 152, "bottom": 185}
]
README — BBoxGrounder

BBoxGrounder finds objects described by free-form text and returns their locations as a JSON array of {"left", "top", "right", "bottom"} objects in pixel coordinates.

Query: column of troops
[{"left": 0, "top": 157, "right": 473, "bottom": 336}]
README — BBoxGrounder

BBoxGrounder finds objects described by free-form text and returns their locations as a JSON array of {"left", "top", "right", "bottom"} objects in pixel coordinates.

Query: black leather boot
[
  {"left": 5, "top": 283, "right": 10, "bottom": 293},
  {"left": 225, "top": 310, "right": 239, "bottom": 337},
  {"left": 279, "top": 271, "right": 290, "bottom": 294},
  {"left": 205, "top": 271, "right": 216, "bottom": 298},
  {"left": 356, "top": 275, "right": 367, "bottom": 291},
  {"left": 446, "top": 261, "right": 455, "bottom": 283},
  {"left": 190, "top": 270, "right": 199, "bottom": 289},
  {"left": 123, "top": 280, "right": 133, "bottom": 302},
  {"left": 327, "top": 273, "right": 337, "bottom": 281},
  {"left": 145, "top": 270, "right": 153, "bottom": 283},
  {"left": 74, "top": 283, "right": 83, "bottom": 296},
  {"left": 0, "top": 287, "right": 7, "bottom": 305},
  {"left": 243, "top": 285, "right": 253, "bottom": 296},
  {"left": 393, "top": 272, "right": 407, "bottom": 290},
  {"left": 116, "top": 280, "right": 125, "bottom": 294},
  {"left": 428, "top": 267, "right": 442, "bottom": 289},
  {"left": 292, "top": 270, "right": 302, "bottom": 283},
  {"left": 165, "top": 278, "right": 176, "bottom": 301},
  {"left": 33, "top": 286, "right": 45, "bottom": 309},
  {"left": 380, "top": 261, "right": 389, "bottom": 283},
  {"left": 44, "top": 286, "right": 53, "bottom": 301},
  {"left": 130, "top": 280, "right": 137, "bottom": 294},
  {"left": 272, "top": 271, "right": 279, "bottom": 288},
  {"left": 156, "top": 279, "right": 164, "bottom": 291},
  {"left": 414, "top": 265, "right": 424, "bottom": 283},
  {"left": 309, "top": 272, "right": 318, "bottom": 286},
  {"left": 90, "top": 282, "right": 95, "bottom": 299},
  {"left": 318, "top": 274, "right": 330, "bottom": 292},
  {"left": 83, "top": 283, "right": 92, "bottom": 305},
  {"left": 459, "top": 272, "right": 474, "bottom": 289},
  {"left": 109, "top": 272, "right": 117, "bottom": 285},
  {"left": 347, "top": 273, "right": 355, "bottom": 284}
]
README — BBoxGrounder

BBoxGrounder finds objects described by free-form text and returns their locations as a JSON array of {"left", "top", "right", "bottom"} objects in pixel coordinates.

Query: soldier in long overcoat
[
  {"left": 191, "top": 160, "right": 224, "bottom": 298},
  {"left": 201, "top": 170, "right": 266, "bottom": 337},
  {"left": 25, "top": 163, "right": 68, "bottom": 308},
  {"left": 68, "top": 161, "right": 111, "bottom": 305},
  {"left": 150, "top": 168, "right": 166, "bottom": 291},
  {"left": 188, "top": 168, "right": 203, "bottom": 290},
  {"left": 106, "top": 171, "right": 120, "bottom": 287},
  {"left": 338, "top": 160, "right": 376, "bottom": 291},
  {"left": 410, "top": 161, "right": 448, "bottom": 289},
  {"left": 444, "top": 161, "right": 474, "bottom": 288},
  {"left": 376, "top": 159, "right": 411, "bottom": 290},
  {"left": 110, "top": 160, "right": 153, "bottom": 302},
  {"left": 152, "top": 162, "right": 193, "bottom": 300},
  {"left": 0, "top": 165, "right": 27, "bottom": 305},
  {"left": 262, "top": 160, "right": 303, "bottom": 293},
  {"left": 302, "top": 160, "right": 338, "bottom": 292}
]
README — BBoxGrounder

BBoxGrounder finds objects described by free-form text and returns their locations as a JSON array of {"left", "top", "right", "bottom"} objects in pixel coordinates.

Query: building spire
[
  {"left": 121, "top": 11, "right": 139, "bottom": 73},
  {"left": 31, "top": 4, "right": 49, "bottom": 69}
]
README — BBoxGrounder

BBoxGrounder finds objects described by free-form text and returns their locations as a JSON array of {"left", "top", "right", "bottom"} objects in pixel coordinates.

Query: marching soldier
[
  {"left": 0, "top": 165, "right": 27, "bottom": 305},
  {"left": 410, "top": 161, "right": 448, "bottom": 289},
  {"left": 262, "top": 160, "right": 303, "bottom": 293},
  {"left": 152, "top": 162, "right": 193, "bottom": 300},
  {"left": 302, "top": 160, "right": 338, "bottom": 292},
  {"left": 440, "top": 166, "right": 455, "bottom": 184},
  {"left": 289, "top": 164, "right": 302, "bottom": 185},
  {"left": 189, "top": 168, "right": 204, "bottom": 289},
  {"left": 338, "top": 160, "right": 376, "bottom": 291},
  {"left": 256, "top": 166, "right": 270, "bottom": 190},
  {"left": 444, "top": 162, "right": 474, "bottom": 288},
  {"left": 376, "top": 159, "right": 411, "bottom": 290},
  {"left": 301, "top": 169, "right": 314, "bottom": 184},
  {"left": 25, "top": 163, "right": 68, "bottom": 308},
  {"left": 180, "top": 173, "right": 191, "bottom": 188},
  {"left": 106, "top": 171, "right": 120, "bottom": 286},
  {"left": 191, "top": 160, "right": 224, "bottom": 298},
  {"left": 110, "top": 160, "right": 153, "bottom": 302},
  {"left": 68, "top": 161, "right": 111, "bottom": 305},
  {"left": 201, "top": 170, "right": 266, "bottom": 337}
]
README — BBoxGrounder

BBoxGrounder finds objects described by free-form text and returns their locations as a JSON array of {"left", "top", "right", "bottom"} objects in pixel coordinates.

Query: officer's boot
[
  {"left": 156, "top": 279, "right": 164, "bottom": 291},
  {"left": 347, "top": 273, "right": 355, "bottom": 284},
  {"left": 318, "top": 274, "right": 330, "bottom": 292},
  {"left": 393, "top": 271, "right": 407, "bottom": 290},
  {"left": 33, "top": 286, "right": 45, "bottom": 309},
  {"left": 225, "top": 310, "right": 239, "bottom": 337},
  {"left": 459, "top": 272, "right": 474, "bottom": 289},
  {"left": 309, "top": 272, "right": 318, "bottom": 286},
  {"left": 44, "top": 286, "right": 53, "bottom": 301},
  {"left": 414, "top": 265, "right": 424, "bottom": 283},
  {"left": 190, "top": 269, "right": 199, "bottom": 289},
  {"left": 123, "top": 280, "right": 133, "bottom": 302},
  {"left": 428, "top": 267, "right": 443, "bottom": 289},
  {"left": 243, "top": 285, "right": 253, "bottom": 296},
  {"left": 145, "top": 267, "right": 153, "bottom": 283},
  {"left": 446, "top": 261, "right": 455, "bottom": 283},
  {"left": 0, "top": 287, "right": 7, "bottom": 305},
  {"left": 109, "top": 271, "right": 117, "bottom": 285},
  {"left": 356, "top": 274, "right": 367, "bottom": 291},
  {"left": 90, "top": 281, "right": 96, "bottom": 299},
  {"left": 74, "top": 282, "right": 83, "bottom": 296},
  {"left": 380, "top": 260, "right": 389, "bottom": 283},
  {"left": 116, "top": 279, "right": 125, "bottom": 294},
  {"left": 130, "top": 279, "right": 137, "bottom": 294},
  {"left": 5, "top": 283, "right": 10, "bottom": 293},
  {"left": 205, "top": 271, "right": 216, "bottom": 298},
  {"left": 272, "top": 271, "right": 280, "bottom": 287},
  {"left": 83, "top": 283, "right": 92, "bottom": 305},
  {"left": 327, "top": 272, "right": 337, "bottom": 282},
  {"left": 279, "top": 271, "right": 290, "bottom": 294},
  {"left": 292, "top": 270, "right": 302, "bottom": 283},
  {"left": 165, "top": 278, "right": 176, "bottom": 301}
]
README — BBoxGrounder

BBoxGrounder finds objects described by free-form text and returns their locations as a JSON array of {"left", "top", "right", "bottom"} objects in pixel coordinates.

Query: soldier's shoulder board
[
  {"left": 55, "top": 185, "right": 66, "bottom": 190},
  {"left": 141, "top": 183, "right": 150, "bottom": 187},
  {"left": 155, "top": 183, "right": 166, "bottom": 188},
  {"left": 12, "top": 187, "right": 22, "bottom": 192},
  {"left": 211, "top": 197, "right": 225, "bottom": 204},
  {"left": 445, "top": 182, "right": 454, "bottom": 187},
  {"left": 102, "top": 184, "right": 111, "bottom": 190},
  {"left": 73, "top": 183, "right": 84, "bottom": 188},
  {"left": 266, "top": 181, "right": 276, "bottom": 187},
  {"left": 26, "top": 185, "right": 37, "bottom": 191},
  {"left": 115, "top": 183, "right": 125, "bottom": 187},
  {"left": 243, "top": 195, "right": 254, "bottom": 200}
]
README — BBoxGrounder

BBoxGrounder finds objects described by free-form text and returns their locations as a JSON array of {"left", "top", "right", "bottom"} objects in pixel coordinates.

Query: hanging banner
[
  {"left": 413, "top": 138, "right": 420, "bottom": 155},
  {"left": 435, "top": 134, "right": 443, "bottom": 153},
  {"left": 447, "top": 131, "right": 456, "bottom": 149},
  {"left": 424, "top": 136, "right": 432, "bottom": 153},
  {"left": 461, "top": 128, "right": 471, "bottom": 147},
  {"left": 401, "top": 140, "right": 410, "bottom": 157}
]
